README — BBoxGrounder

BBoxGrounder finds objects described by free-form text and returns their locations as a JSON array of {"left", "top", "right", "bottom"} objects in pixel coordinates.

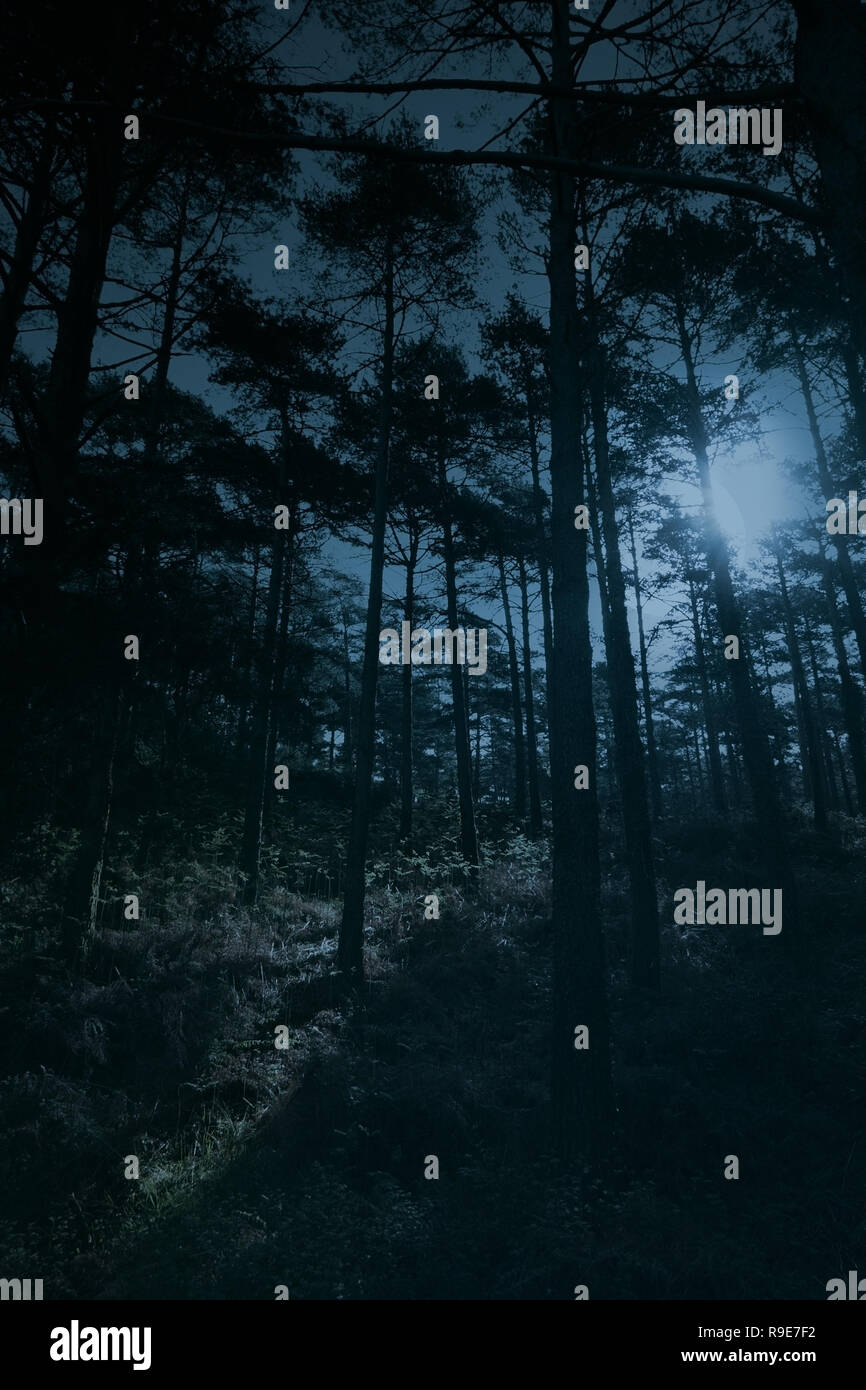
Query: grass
[{"left": 0, "top": 812, "right": 863, "bottom": 1299}]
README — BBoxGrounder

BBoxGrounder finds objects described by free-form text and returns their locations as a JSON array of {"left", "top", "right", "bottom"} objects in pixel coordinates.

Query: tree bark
[
  {"left": 804, "top": 617, "right": 840, "bottom": 813},
  {"left": 547, "top": 0, "right": 612, "bottom": 1161},
  {"left": 338, "top": 244, "right": 395, "bottom": 980},
  {"left": 62, "top": 686, "right": 125, "bottom": 962},
  {"left": 688, "top": 576, "right": 727, "bottom": 815},
  {"left": 265, "top": 499, "right": 297, "bottom": 822},
  {"left": 235, "top": 543, "right": 260, "bottom": 759},
  {"left": 526, "top": 387, "right": 554, "bottom": 685},
  {"left": 792, "top": 1, "right": 866, "bottom": 367},
  {"left": 790, "top": 325, "right": 866, "bottom": 681},
  {"left": 584, "top": 276, "right": 660, "bottom": 992},
  {"left": 498, "top": 551, "right": 527, "bottom": 821},
  {"left": 628, "top": 510, "right": 663, "bottom": 821},
  {"left": 440, "top": 469, "right": 479, "bottom": 866},
  {"left": 775, "top": 546, "right": 826, "bottom": 829},
  {"left": 832, "top": 728, "right": 856, "bottom": 816},
  {"left": 518, "top": 554, "right": 544, "bottom": 837},
  {"left": 399, "top": 530, "right": 419, "bottom": 844},
  {"left": 37, "top": 110, "right": 124, "bottom": 592},
  {"left": 819, "top": 545, "right": 866, "bottom": 813},
  {"left": 0, "top": 116, "right": 55, "bottom": 400},
  {"left": 238, "top": 435, "right": 289, "bottom": 905}
]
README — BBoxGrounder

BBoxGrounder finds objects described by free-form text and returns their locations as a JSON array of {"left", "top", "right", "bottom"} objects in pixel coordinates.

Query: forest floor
[{"left": 1, "top": 810, "right": 864, "bottom": 1299}]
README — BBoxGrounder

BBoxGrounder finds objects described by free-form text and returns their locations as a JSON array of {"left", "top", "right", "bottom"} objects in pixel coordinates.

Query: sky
[{"left": 2, "top": 0, "right": 840, "bottom": 690}]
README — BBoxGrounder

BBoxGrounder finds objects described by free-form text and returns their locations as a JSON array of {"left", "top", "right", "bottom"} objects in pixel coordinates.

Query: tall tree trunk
[
  {"left": 775, "top": 547, "right": 826, "bottom": 830},
  {"left": 793, "top": 1, "right": 866, "bottom": 370},
  {"left": 235, "top": 543, "right": 260, "bottom": 759},
  {"left": 547, "top": 3, "right": 612, "bottom": 1161},
  {"left": 791, "top": 325, "right": 866, "bottom": 680},
  {"left": 804, "top": 618, "right": 840, "bottom": 812},
  {"left": 341, "top": 609, "right": 355, "bottom": 773},
  {"left": 584, "top": 277, "right": 660, "bottom": 992},
  {"left": 832, "top": 728, "right": 856, "bottom": 816},
  {"left": 150, "top": 171, "right": 191, "bottom": 437},
  {"left": 756, "top": 628, "right": 789, "bottom": 795},
  {"left": 819, "top": 545, "right": 866, "bottom": 812},
  {"left": 723, "top": 717, "right": 744, "bottom": 805},
  {"left": 238, "top": 437, "right": 289, "bottom": 905},
  {"left": 440, "top": 476, "right": 479, "bottom": 866},
  {"left": 688, "top": 577, "right": 727, "bottom": 814},
  {"left": 599, "top": 700, "right": 615, "bottom": 805},
  {"left": 339, "top": 245, "right": 394, "bottom": 980},
  {"left": 518, "top": 554, "right": 544, "bottom": 837},
  {"left": 400, "top": 530, "right": 419, "bottom": 845},
  {"left": 62, "top": 686, "right": 125, "bottom": 961},
  {"left": 498, "top": 551, "right": 527, "bottom": 821},
  {"left": 683, "top": 731, "right": 697, "bottom": 800},
  {"left": 526, "top": 389, "right": 554, "bottom": 683},
  {"left": 586, "top": 457, "right": 612, "bottom": 649},
  {"left": 0, "top": 116, "right": 55, "bottom": 400},
  {"left": 691, "top": 695, "right": 706, "bottom": 797},
  {"left": 37, "top": 111, "right": 123, "bottom": 593},
  {"left": 627, "top": 511, "right": 662, "bottom": 821},
  {"left": 806, "top": 225, "right": 866, "bottom": 510},
  {"left": 670, "top": 739, "right": 683, "bottom": 800},
  {"left": 586, "top": 463, "right": 618, "bottom": 807},
  {"left": 265, "top": 501, "right": 297, "bottom": 820}
]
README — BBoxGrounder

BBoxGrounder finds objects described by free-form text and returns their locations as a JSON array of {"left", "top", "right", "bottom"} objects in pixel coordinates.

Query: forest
[{"left": 0, "top": 0, "right": 864, "bottom": 1302}]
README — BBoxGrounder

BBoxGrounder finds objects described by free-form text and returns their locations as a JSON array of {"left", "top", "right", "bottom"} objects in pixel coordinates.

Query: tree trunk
[
  {"left": 804, "top": 618, "right": 840, "bottom": 812},
  {"left": 150, "top": 171, "right": 191, "bottom": 434},
  {"left": 235, "top": 543, "right": 260, "bottom": 759},
  {"left": 832, "top": 728, "right": 856, "bottom": 816},
  {"left": 338, "top": 245, "right": 395, "bottom": 980},
  {"left": 688, "top": 577, "right": 727, "bottom": 814},
  {"left": 791, "top": 325, "right": 866, "bottom": 681},
  {"left": 819, "top": 545, "right": 866, "bottom": 812},
  {"left": 440, "top": 480, "right": 479, "bottom": 866},
  {"left": 400, "top": 530, "right": 419, "bottom": 845},
  {"left": 0, "top": 116, "right": 55, "bottom": 400},
  {"left": 37, "top": 111, "right": 123, "bottom": 592},
  {"left": 62, "top": 686, "right": 124, "bottom": 962},
  {"left": 691, "top": 695, "right": 706, "bottom": 797},
  {"left": 757, "top": 628, "right": 790, "bottom": 796},
  {"left": 498, "top": 551, "right": 527, "bottom": 820},
  {"left": 547, "top": 2, "right": 612, "bottom": 1161},
  {"left": 341, "top": 609, "right": 355, "bottom": 773},
  {"left": 238, "top": 438, "right": 289, "bottom": 905},
  {"left": 628, "top": 511, "right": 662, "bottom": 821},
  {"left": 792, "top": 1, "right": 866, "bottom": 369},
  {"left": 584, "top": 279, "right": 660, "bottom": 992},
  {"left": 526, "top": 389, "right": 554, "bottom": 683},
  {"left": 518, "top": 554, "right": 544, "bottom": 837},
  {"left": 265, "top": 500, "right": 297, "bottom": 821},
  {"left": 775, "top": 547, "right": 826, "bottom": 830}
]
